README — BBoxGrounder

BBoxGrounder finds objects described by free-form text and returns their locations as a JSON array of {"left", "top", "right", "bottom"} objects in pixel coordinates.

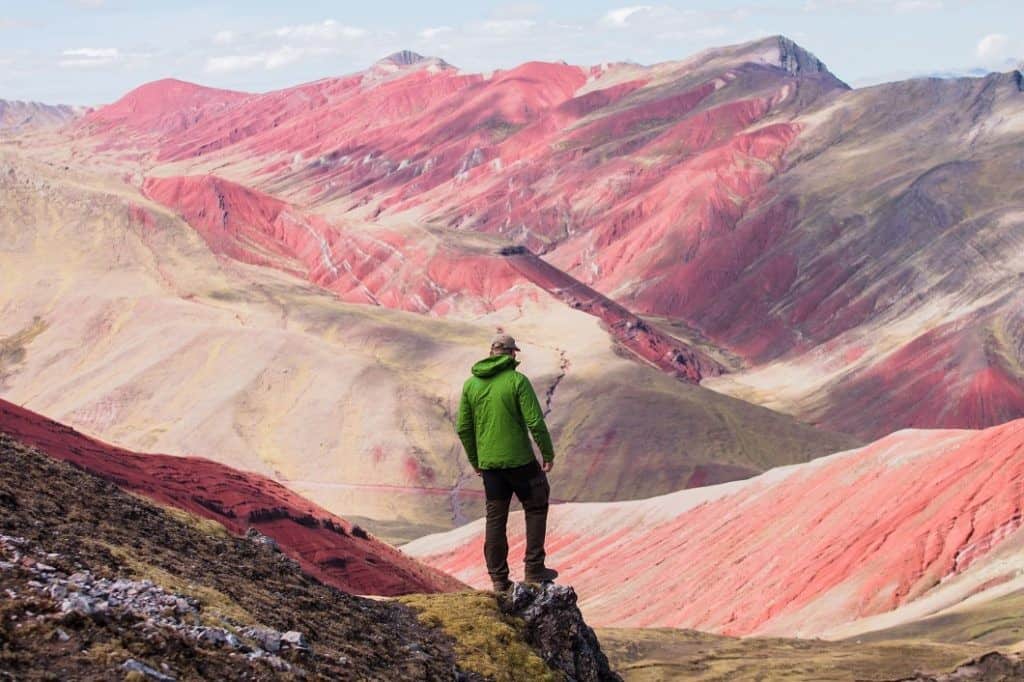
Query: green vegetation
[
  {"left": 852, "top": 590, "right": 1024, "bottom": 649},
  {"left": 400, "top": 591, "right": 560, "bottom": 682},
  {"left": 0, "top": 315, "right": 47, "bottom": 384}
]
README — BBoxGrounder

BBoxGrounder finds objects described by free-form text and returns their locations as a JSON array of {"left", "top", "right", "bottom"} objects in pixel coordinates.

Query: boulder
[
  {"left": 121, "top": 658, "right": 176, "bottom": 681},
  {"left": 500, "top": 583, "right": 621, "bottom": 682},
  {"left": 240, "top": 625, "right": 282, "bottom": 653},
  {"left": 281, "top": 630, "right": 309, "bottom": 650}
]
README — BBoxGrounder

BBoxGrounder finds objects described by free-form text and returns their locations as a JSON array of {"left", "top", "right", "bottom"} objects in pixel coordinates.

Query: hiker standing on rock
[{"left": 456, "top": 333, "right": 558, "bottom": 592}]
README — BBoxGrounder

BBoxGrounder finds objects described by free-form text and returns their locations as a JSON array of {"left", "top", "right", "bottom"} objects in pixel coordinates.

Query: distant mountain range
[
  {"left": 0, "top": 99, "right": 84, "bottom": 133},
  {"left": 1, "top": 34, "right": 1022, "bottom": 532}
]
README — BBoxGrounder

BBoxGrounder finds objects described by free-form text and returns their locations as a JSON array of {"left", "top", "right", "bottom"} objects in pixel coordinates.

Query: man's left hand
[{"left": 542, "top": 461, "right": 553, "bottom": 473}]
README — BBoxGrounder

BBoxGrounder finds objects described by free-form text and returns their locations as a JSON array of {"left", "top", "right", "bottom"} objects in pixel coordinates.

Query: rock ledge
[{"left": 500, "top": 583, "right": 621, "bottom": 682}]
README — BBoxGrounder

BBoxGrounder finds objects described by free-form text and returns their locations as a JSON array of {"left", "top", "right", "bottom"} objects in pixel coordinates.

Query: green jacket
[{"left": 456, "top": 355, "right": 555, "bottom": 470}]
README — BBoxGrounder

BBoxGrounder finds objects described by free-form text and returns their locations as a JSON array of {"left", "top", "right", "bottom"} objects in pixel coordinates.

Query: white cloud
[
  {"left": 59, "top": 47, "right": 121, "bottom": 68},
  {"left": 805, "top": 0, "right": 942, "bottom": 10},
  {"left": 602, "top": 6, "right": 653, "bottom": 27},
  {"left": 273, "top": 19, "right": 366, "bottom": 41},
  {"left": 976, "top": 33, "right": 1010, "bottom": 61},
  {"left": 419, "top": 26, "right": 453, "bottom": 40},
  {"left": 480, "top": 19, "right": 536, "bottom": 35},
  {"left": 69, "top": 0, "right": 106, "bottom": 7},
  {"left": 204, "top": 54, "right": 265, "bottom": 73},
  {"left": 212, "top": 30, "right": 235, "bottom": 46},
  {"left": 205, "top": 46, "right": 337, "bottom": 73}
]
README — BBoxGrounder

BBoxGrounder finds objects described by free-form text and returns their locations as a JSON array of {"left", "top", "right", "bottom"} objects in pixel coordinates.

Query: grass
[
  {"left": 399, "top": 591, "right": 561, "bottom": 682},
  {"left": 596, "top": 627, "right": 983, "bottom": 682},
  {"left": 127, "top": 491, "right": 234, "bottom": 540},
  {"left": 851, "top": 589, "right": 1024, "bottom": 649}
]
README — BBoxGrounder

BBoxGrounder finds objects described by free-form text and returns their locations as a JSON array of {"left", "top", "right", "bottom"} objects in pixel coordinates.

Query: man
[{"left": 456, "top": 333, "right": 558, "bottom": 592}]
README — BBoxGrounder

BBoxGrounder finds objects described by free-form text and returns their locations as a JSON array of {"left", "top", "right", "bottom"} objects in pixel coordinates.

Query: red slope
[
  {"left": 406, "top": 419, "right": 1024, "bottom": 635},
  {"left": 142, "top": 173, "right": 540, "bottom": 315},
  {"left": 68, "top": 38, "right": 1024, "bottom": 437},
  {"left": 143, "top": 173, "right": 724, "bottom": 380},
  {"left": 79, "top": 79, "right": 251, "bottom": 142},
  {"left": 0, "top": 398, "right": 462, "bottom": 596},
  {"left": 503, "top": 247, "right": 724, "bottom": 381},
  {"left": 818, "top": 316, "right": 1024, "bottom": 439}
]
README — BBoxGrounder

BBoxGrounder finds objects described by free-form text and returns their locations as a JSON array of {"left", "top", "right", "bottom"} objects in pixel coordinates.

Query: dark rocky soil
[{"left": 0, "top": 433, "right": 470, "bottom": 680}]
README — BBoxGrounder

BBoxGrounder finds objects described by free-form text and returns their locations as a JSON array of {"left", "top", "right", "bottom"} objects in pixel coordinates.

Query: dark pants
[{"left": 481, "top": 460, "right": 550, "bottom": 584}]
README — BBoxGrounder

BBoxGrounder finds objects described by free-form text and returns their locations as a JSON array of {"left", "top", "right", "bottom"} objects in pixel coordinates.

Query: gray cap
[{"left": 490, "top": 333, "right": 521, "bottom": 352}]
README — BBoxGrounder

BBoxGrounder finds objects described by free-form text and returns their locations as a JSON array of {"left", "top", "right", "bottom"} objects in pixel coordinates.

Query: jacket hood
[{"left": 471, "top": 354, "right": 519, "bottom": 378}]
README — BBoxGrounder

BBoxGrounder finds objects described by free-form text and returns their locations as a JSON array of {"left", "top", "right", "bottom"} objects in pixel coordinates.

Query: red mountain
[{"left": 58, "top": 36, "right": 1024, "bottom": 439}]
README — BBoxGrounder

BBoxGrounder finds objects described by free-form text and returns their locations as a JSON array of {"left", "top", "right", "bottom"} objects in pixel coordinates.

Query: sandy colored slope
[
  {"left": 405, "top": 418, "right": 1024, "bottom": 638},
  {"left": 0, "top": 149, "right": 851, "bottom": 539},
  {"left": 0, "top": 99, "right": 81, "bottom": 133}
]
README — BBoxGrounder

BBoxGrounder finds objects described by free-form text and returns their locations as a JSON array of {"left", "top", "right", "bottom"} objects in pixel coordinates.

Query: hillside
[
  {"left": 705, "top": 71, "right": 1024, "bottom": 438},
  {"left": 0, "top": 139, "right": 854, "bottom": 540},
  {"left": 0, "top": 430, "right": 618, "bottom": 680},
  {"left": 0, "top": 433, "right": 459, "bottom": 679},
  {"left": 405, "top": 418, "right": 1024, "bottom": 639},
  {"left": 17, "top": 35, "right": 1016, "bottom": 440}
]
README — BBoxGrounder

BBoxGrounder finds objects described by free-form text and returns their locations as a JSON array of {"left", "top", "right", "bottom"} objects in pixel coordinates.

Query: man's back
[
  {"left": 456, "top": 354, "right": 554, "bottom": 471},
  {"left": 454, "top": 334, "right": 558, "bottom": 590}
]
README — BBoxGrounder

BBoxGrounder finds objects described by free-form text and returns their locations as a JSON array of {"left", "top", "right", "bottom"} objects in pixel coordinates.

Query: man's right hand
[
  {"left": 474, "top": 467, "right": 482, "bottom": 476},
  {"left": 542, "top": 460, "right": 553, "bottom": 473}
]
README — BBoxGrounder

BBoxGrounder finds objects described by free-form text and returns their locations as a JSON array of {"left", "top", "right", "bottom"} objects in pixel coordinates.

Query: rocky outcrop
[
  {"left": 500, "top": 583, "right": 621, "bottom": 682},
  {"left": 774, "top": 35, "right": 833, "bottom": 77},
  {"left": 379, "top": 50, "right": 432, "bottom": 67},
  {"left": 0, "top": 533, "right": 305, "bottom": 674}
]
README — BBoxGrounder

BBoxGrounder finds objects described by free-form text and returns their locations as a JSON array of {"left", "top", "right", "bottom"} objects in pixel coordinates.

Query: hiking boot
[
  {"left": 492, "top": 579, "right": 513, "bottom": 593},
  {"left": 524, "top": 567, "right": 558, "bottom": 584}
]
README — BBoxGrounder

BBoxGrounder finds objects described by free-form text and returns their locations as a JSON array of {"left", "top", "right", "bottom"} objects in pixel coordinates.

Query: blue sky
[{"left": 1, "top": 0, "right": 1022, "bottom": 104}]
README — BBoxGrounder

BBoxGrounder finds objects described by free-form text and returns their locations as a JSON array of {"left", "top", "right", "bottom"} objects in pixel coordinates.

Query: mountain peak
[
  {"left": 380, "top": 50, "right": 429, "bottom": 66},
  {"left": 374, "top": 50, "right": 452, "bottom": 70},
  {"left": 770, "top": 35, "right": 830, "bottom": 76},
  {"left": 718, "top": 34, "right": 847, "bottom": 87}
]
